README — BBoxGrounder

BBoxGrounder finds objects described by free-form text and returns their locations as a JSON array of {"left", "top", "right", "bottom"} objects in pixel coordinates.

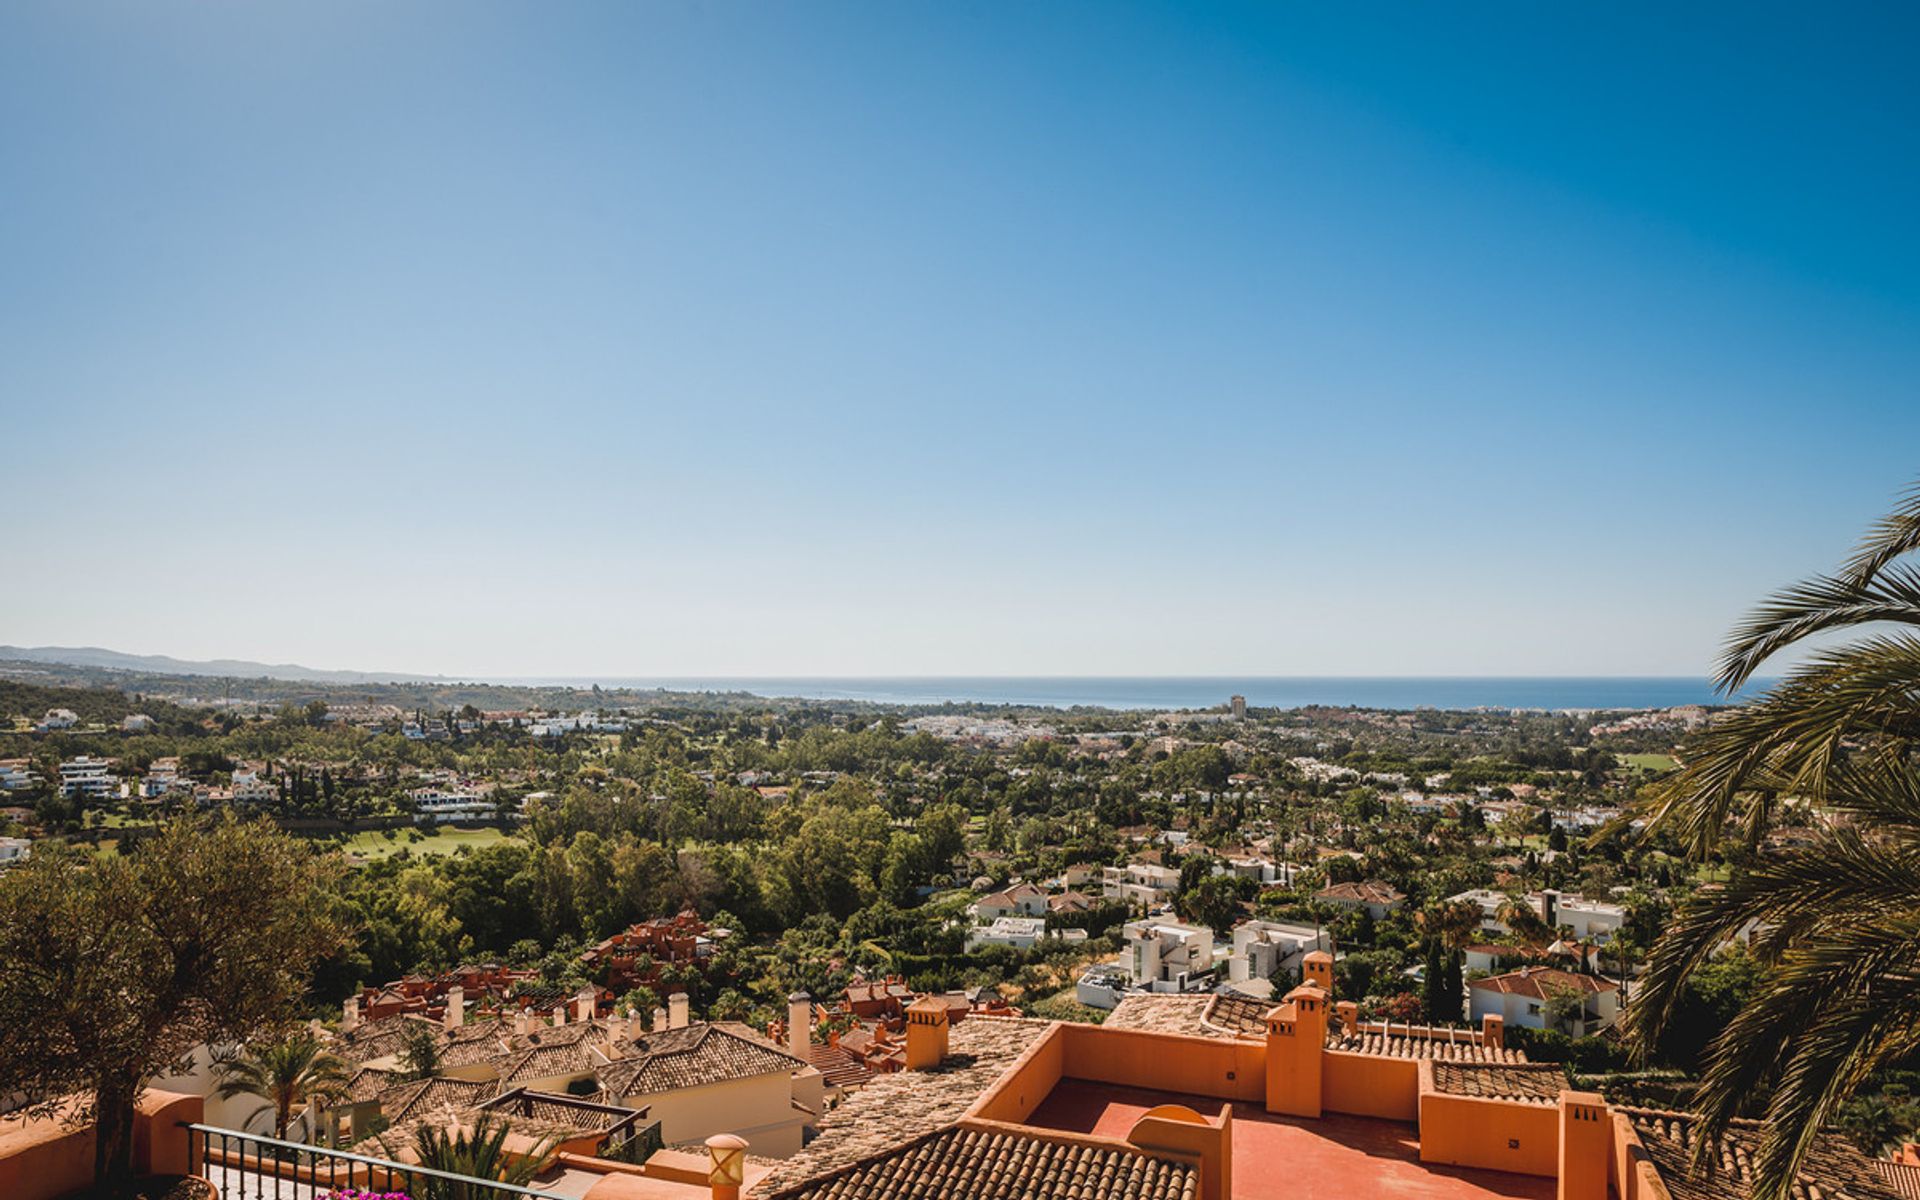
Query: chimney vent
[
  {"left": 787, "top": 992, "right": 812, "bottom": 1059},
  {"left": 444, "top": 985, "right": 465, "bottom": 1031},
  {"left": 669, "top": 992, "right": 690, "bottom": 1030},
  {"left": 904, "top": 995, "right": 949, "bottom": 1071}
]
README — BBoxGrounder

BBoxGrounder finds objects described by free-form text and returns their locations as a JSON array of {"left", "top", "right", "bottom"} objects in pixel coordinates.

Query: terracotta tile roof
[
  {"left": 1875, "top": 1162, "right": 1920, "bottom": 1200},
  {"left": 376, "top": 1075, "right": 502, "bottom": 1123},
  {"left": 343, "top": 1066, "right": 403, "bottom": 1103},
  {"left": 1428, "top": 1062, "right": 1568, "bottom": 1104},
  {"left": 501, "top": 1035, "right": 618, "bottom": 1085},
  {"left": 752, "top": 1017, "right": 1052, "bottom": 1195},
  {"left": 1624, "top": 1108, "right": 1903, "bottom": 1200},
  {"left": 1469, "top": 966, "right": 1619, "bottom": 1000},
  {"left": 760, "top": 1124, "right": 1197, "bottom": 1200},
  {"left": 1316, "top": 881, "right": 1405, "bottom": 906},
  {"left": 1330, "top": 1023, "right": 1528, "bottom": 1063},
  {"left": 807, "top": 1042, "right": 878, "bottom": 1089},
  {"left": 336, "top": 1014, "right": 442, "bottom": 1062},
  {"left": 1104, "top": 995, "right": 1233, "bottom": 1041},
  {"left": 599, "top": 1022, "right": 804, "bottom": 1098},
  {"left": 1203, "top": 993, "right": 1275, "bottom": 1037},
  {"left": 478, "top": 1088, "right": 646, "bottom": 1134}
]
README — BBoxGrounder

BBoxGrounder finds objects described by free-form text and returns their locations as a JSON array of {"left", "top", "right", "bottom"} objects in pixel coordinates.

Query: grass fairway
[
  {"left": 1618, "top": 753, "right": 1680, "bottom": 773},
  {"left": 338, "top": 824, "right": 517, "bottom": 860}
]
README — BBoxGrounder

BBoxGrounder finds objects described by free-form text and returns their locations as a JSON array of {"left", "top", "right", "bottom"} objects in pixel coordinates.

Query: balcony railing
[{"left": 185, "top": 1123, "right": 573, "bottom": 1200}]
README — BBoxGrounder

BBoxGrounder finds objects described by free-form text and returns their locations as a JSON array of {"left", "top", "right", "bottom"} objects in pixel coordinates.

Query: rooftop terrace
[{"left": 1026, "top": 1080, "right": 1553, "bottom": 1200}]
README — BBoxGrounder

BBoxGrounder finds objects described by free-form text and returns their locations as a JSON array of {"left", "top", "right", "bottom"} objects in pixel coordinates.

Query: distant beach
[{"left": 524, "top": 676, "right": 1765, "bottom": 712}]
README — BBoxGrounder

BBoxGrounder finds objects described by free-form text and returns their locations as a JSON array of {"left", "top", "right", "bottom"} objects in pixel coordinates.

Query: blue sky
[{"left": 4, "top": 2, "right": 1919, "bottom": 678}]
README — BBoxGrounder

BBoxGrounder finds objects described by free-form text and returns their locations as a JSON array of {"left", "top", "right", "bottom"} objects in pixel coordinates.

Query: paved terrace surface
[{"left": 1025, "top": 1080, "right": 1556, "bottom": 1200}]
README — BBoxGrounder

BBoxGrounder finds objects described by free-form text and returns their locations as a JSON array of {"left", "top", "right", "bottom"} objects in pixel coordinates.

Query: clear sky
[{"left": 4, "top": 2, "right": 1919, "bottom": 679}]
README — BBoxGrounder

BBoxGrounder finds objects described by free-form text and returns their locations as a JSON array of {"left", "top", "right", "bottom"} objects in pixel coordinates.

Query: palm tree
[
  {"left": 1419, "top": 899, "right": 1485, "bottom": 955},
  {"left": 1496, "top": 895, "right": 1555, "bottom": 950},
  {"left": 1630, "top": 481, "right": 1920, "bottom": 1200},
  {"left": 395, "top": 1113, "right": 554, "bottom": 1199},
  {"left": 214, "top": 1028, "right": 351, "bottom": 1141}
]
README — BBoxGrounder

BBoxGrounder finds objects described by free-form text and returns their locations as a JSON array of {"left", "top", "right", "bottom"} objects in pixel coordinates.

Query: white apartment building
[
  {"left": 37, "top": 708, "right": 79, "bottom": 731},
  {"left": 58, "top": 755, "right": 117, "bottom": 799},
  {"left": 0, "top": 759, "right": 39, "bottom": 792},
  {"left": 1122, "top": 918, "right": 1216, "bottom": 992},
  {"left": 142, "top": 757, "right": 185, "bottom": 798},
  {"left": 411, "top": 786, "right": 497, "bottom": 823},
  {"left": 0, "top": 837, "right": 30, "bottom": 866},
  {"left": 1102, "top": 861, "right": 1182, "bottom": 908},
  {"left": 1224, "top": 920, "right": 1330, "bottom": 985},
  {"left": 965, "top": 916, "right": 1047, "bottom": 951},
  {"left": 1446, "top": 888, "right": 1628, "bottom": 942}
]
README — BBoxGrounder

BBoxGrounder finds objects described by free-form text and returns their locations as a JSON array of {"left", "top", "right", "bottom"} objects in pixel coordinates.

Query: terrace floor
[{"left": 1025, "top": 1080, "right": 1557, "bottom": 1200}]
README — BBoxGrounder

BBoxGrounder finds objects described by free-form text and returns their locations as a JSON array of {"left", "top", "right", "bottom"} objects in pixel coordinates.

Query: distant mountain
[{"left": 0, "top": 645, "right": 443, "bottom": 685}]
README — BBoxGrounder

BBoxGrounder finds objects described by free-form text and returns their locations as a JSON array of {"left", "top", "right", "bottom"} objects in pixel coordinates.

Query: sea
[{"left": 534, "top": 676, "right": 1766, "bottom": 713}]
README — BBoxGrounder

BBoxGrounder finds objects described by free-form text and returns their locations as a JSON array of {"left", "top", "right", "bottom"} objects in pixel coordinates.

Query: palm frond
[
  {"left": 1717, "top": 564, "right": 1920, "bottom": 692},
  {"left": 1843, "top": 478, "right": 1920, "bottom": 587},
  {"left": 1635, "top": 633, "right": 1920, "bottom": 857}
]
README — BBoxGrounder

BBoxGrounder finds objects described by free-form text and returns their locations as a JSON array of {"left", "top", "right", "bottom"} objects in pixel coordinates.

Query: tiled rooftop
[
  {"left": 1625, "top": 1108, "right": 1903, "bottom": 1200},
  {"left": 1103, "top": 995, "right": 1231, "bottom": 1040},
  {"left": 1331, "top": 1025, "right": 1527, "bottom": 1063},
  {"left": 599, "top": 1022, "right": 806, "bottom": 1097},
  {"left": 751, "top": 1016, "right": 1051, "bottom": 1195},
  {"left": 1428, "top": 1062, "right": 1568, "bottom": 1105},
  {"left": 759, "top": 1125, "right": 1198, "bottom": 1200}
]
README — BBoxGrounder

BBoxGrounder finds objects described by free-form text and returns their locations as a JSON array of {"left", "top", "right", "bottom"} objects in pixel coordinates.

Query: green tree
[
  {"left": 1632, "top": 482, "right": 1920, "bottom": 1200},
  {"left": 0, "top": 814, "right": 348, "bottom": 1182},
  {"left": 214, "top": 1028, "right": 351, "bottom": 1140},
  {"left": 401, "top": 1021, "right": 445, "bottom": 1080},
  {"left": 389, "top": 1112, "right": 553, "bottom": 1195}
]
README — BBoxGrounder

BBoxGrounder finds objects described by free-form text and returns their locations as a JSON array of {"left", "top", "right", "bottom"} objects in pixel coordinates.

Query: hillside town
[{"left": 3, "top": 658, "right": 1904, "bottom": 1200}]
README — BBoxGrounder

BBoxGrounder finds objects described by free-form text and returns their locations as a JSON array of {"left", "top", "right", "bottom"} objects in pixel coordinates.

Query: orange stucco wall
[
  {"left": 1321, "top": 1051, "right": 1419, "bottom": 1123},
  {"left": 1058, "top": 1024, "right": 1266, "bottom": 1104},
  {"left": 1608, "top": 1113, "right": 1674, "bottom": 1200},
  {"left": 0, "top": 1089, "right": 204, "bottom": 1200},
  {"left": 1127, "top": 1105, "right": 1232, "bottom": 1200},
  {"left": 1417, "top": 1091, "right": 1559, "bottom": 1178},
  {"left": 969, "top": 1024, "right": 1066, "bottom": 1123}
]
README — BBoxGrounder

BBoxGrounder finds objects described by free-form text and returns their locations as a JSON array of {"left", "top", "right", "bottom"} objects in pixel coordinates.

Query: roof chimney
[
  {"left": 905, "top": 995, "right": 949, "bottom": 1071},
  {"left": 787, "top": 992, "right": 812, "bottom": 1059},
  {"left": 576, "top": 986, "right": 597, "bottom": 1024},
  {"left": 1303, "top": 950, "right": 1334, "bottom": 995},
  {"left": 1334, "top": 1000, "right": 1358, "bottom": 1035},
  {"left": 443, "top": 985, "right": 464, "bottom": 1031},
  {"left": 669, "top": 992, "right": 690, "bottom": 1030},
  {"left": 342, "top": 996, "right": 360, "bottom": 1033},
  {"left": 653, "top": 1005, "right": 668, "bottom": 1033},
  {"left": 1557, "top": 1091, "right": 1609, "bottom": 1200},
  {"left": 553, "top": 1003, "right": 567, "bottom": 1027},
  {"left": 706, "top": 1132, "right": 749, "bottom": 1200}
]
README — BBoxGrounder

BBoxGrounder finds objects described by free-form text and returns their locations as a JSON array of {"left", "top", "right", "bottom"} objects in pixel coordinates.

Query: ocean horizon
[{"left": 510, "top": 676, "right": 1766, "bottom": 713}]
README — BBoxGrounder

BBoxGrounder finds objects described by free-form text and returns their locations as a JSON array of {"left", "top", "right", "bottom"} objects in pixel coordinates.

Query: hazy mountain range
[{"left": 0, "top": 645, "right": 441, "bottom": 685}]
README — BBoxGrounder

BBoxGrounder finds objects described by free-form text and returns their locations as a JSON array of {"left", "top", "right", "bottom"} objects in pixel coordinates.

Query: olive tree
[{"left": 0, "top": 813, "right": 349, "bottom": 1182}]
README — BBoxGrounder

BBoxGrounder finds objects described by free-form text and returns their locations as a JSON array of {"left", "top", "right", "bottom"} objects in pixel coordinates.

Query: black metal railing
[
  {"left": 599, "top": 1118, "right": 664, "bottom": 1165},
  {"left": 185, "top": 1124, "right": 573, "bottom": 1200}
]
